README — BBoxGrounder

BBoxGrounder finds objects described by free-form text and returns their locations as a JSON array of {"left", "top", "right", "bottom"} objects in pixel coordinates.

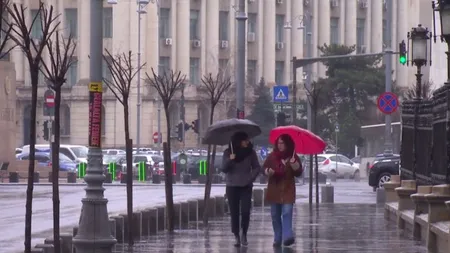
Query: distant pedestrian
[
  {"left": 222, "top": 131, "right": 261, "bottom": 247},
  {"left": 263, "top": 134, "right": 303, "bottom": 247}
]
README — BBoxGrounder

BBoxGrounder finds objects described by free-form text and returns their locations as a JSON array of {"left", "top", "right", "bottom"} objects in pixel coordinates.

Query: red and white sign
[
  {"left": 153, "top": 132, "right": 160, "bottom": 144},
  {"left": 45, "top": 92, "right": 55, "bottom": 107}
]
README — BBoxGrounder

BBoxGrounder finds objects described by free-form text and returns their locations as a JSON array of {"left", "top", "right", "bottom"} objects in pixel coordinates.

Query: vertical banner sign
[{"left": 88, "top": 82, "right": 103, "bottom": 148}]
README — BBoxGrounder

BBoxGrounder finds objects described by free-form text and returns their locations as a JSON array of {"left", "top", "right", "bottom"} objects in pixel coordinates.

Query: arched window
[
  {"left": 102, "top": 104, "right": 106, "bottom": 136},
  {"left": 60, "top": 104, "right": 71, "bottom": 135}
]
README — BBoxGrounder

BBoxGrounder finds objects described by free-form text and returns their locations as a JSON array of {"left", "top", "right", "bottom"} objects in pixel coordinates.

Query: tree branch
[
  {"left": 145, "top": 68, "right": 186, "bottom": 108},
  {"left": 201, "top": 72, "right": 233, "bottom": 110}
]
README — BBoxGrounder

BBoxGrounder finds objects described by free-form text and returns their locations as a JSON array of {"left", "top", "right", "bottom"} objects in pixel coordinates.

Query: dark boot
[
  {"left": 283, "top": 237, "right": 295, "bottom": 247},
  {"left": 234, "top": 234, "right": 241, "bottom": 247},
  {"left": 241, "top": 234, "right": 248, "bottom": 246}
]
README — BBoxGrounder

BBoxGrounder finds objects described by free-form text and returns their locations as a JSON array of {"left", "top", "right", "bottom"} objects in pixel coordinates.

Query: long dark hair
[
  {"left": 273, "top": 134, "right": 295, "bottom": 160},
  {"left": 226, "top": 131, "right": 254, "bottom": 162}
]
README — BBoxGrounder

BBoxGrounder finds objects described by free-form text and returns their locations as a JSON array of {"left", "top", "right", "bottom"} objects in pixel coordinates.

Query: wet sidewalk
[{"left": 113, "top": 204, "right": 427, "bottom": 253}]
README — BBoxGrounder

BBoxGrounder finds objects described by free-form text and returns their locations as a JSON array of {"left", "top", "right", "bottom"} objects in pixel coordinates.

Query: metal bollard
[
  {"left": 8, "top": 172, "right": 18, "bottom": 183},
  {"left": 33, "top": 172, "right": 40, "bottom": 183},
  {"left": 321, "top": 184, "right": 334, "bottom": 203},
  {"left": 376, "top": 188, "right": 386, "bottom": 204}
]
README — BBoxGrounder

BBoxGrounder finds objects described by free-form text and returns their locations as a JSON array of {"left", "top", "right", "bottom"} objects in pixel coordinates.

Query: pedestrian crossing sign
[{"left": 273, "top": 85, "right": 289, "bottom": 102}]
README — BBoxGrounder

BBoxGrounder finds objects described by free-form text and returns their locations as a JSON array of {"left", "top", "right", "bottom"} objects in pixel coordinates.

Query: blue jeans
[{"left": 270, "top": 203, "right": 294, "bottom": 243}]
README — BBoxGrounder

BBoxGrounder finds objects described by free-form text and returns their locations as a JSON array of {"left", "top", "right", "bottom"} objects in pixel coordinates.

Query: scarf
[
  {"left": 271, "top": 150, "right": 293, "bottom": 177},
  {"left": 230, "top": 142, "right": 254, "bottom": 163}
]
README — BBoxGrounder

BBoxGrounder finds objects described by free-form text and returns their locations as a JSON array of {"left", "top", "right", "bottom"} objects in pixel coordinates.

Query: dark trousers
[{"left": 226, "top": 185, "right": 253, "bottom": 236}]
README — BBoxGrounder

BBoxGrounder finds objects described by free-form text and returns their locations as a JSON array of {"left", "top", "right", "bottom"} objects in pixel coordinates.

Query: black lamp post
[{"left": 407, "top": 24, "right": 432, "bottom": 180}]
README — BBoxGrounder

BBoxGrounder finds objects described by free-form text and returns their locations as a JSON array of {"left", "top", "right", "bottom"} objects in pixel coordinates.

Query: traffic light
[
  {"left": 43, "top": 120, "right": 49, "bottom": 141},
  {"left": 176, "top": 122, "right": 183, "bottom": 142},
  {"left": 277, "top": 112, "right": 286, "bottom": 126},
  {"left": 399, "top": 40, "right": 407, "bottom": 65},
  {"left": 192, "top": 119, "right": 199, "bottom": 134}
]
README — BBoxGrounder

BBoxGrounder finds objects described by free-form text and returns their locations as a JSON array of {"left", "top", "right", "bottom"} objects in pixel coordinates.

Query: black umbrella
[{"left": 202, "top": 118, "right": 261, "bottom": 146}]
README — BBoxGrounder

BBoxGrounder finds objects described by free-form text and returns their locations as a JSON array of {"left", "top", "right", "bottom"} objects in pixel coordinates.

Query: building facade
[{"left": 12, "top": 0, "right": 430, "bottom": 148}]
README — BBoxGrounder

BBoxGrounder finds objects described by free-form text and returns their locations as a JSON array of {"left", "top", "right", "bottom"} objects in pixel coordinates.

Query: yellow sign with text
[{"left": 88, "top": 82, "right": 103, "bottom": 93}]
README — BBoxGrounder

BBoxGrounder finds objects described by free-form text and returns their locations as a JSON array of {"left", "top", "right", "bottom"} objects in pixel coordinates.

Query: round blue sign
[{"left": 377, "top": 92, "right": 399, "bottom": 114}]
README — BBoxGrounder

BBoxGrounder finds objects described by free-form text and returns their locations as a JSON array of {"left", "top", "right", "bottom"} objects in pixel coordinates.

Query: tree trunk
[
  {"left": 163, "top": 108, "right": 174, "bottom": 232},
  {"left": 25, "top": 69, "right": 39, "bottom": 253},
  {"left": 203, "top": 106, "right": 216, "bottom": 226},
  {"left": 123, "top": 100, "right": 134, "bottom": 245},
  {"left": 51, "top": 86, "right": 62, "bottom": 253}
]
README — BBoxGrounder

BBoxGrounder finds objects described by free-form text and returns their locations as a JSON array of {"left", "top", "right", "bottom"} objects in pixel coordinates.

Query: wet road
[
  {"left": 1, "top": 180, "right": 375, "bottom": 253},
  {"left": 114, "top": 204, "right": 426, "bottom": 253}
]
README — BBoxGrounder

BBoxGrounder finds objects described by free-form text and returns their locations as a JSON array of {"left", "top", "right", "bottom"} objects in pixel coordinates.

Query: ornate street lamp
[
  {"left": 433, "top": 0, "right": 450, "bottom": 81},
  {"left": 407, "top": 24, "right": 432, "bottom": 180}
]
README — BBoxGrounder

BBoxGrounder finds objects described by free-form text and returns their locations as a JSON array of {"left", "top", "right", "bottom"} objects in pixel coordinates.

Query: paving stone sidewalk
[{"left": 114, "top": 204, "right": 427, "bottom": 253}]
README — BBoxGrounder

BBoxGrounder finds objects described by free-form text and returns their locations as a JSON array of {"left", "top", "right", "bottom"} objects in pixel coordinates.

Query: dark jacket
[
  {"left": 222, "top": 149, "right": 261, "bottom": 187},
  {"left": 263, "top": 153, "right": 303, "bottom": 204}
]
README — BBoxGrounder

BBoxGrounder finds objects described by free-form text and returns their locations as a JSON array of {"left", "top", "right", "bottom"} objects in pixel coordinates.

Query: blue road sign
[
  {"left": 260, "top": 147, "right": 268, "bottom": 159},
  {"left": 377, "top": 92, "right": 399, "bottom": 114},
  {"left": 273, "top": 86, "right": 289, "bottom": 102}
]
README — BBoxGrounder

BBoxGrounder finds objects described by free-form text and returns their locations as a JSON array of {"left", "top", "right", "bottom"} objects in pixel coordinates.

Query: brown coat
[{"left": 263, "top": 153, "right": 303, "bottom": 204}]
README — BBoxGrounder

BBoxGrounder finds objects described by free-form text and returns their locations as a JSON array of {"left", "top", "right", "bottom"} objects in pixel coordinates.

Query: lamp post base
[{"left": 72, "top": 147, "right": 117, "bottom": 253}]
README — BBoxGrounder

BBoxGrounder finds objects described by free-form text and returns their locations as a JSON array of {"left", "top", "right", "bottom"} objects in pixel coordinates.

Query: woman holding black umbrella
[{"left": 222, "top": 131, "right": 261, "bottom": 247}]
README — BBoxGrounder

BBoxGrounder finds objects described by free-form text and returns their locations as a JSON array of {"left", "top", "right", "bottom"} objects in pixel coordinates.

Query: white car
[
  {"left": 317, "top": 154, "right": 360, "bottom": 178},
  {"left": 123, "top": 154, "right": 164, "bottom": 177}
]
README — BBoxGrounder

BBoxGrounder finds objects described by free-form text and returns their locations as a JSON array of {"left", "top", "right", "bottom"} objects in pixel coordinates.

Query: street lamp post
[
  {"left": 407, "top": 24, "right": 431, "bottom": 180},
  {"left": 284, "top": 13, "right": 311, "bottom": 127},
  {"left": 433, "top": 0, "right": 450, "bottom": 82},
  {"left": 335, "top": 123, "right": 339, "bottom": 173},
  {"left": 235, "top": 0, "right": 247, "bottom": 119}
]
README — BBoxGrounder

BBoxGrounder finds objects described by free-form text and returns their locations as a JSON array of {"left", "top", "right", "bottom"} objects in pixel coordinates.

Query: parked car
[
  {"left": 21, "top": 144, "right": 88, "bottom": 163},
  {"left": 102, "top": 155, "right": 125, "bottom": 174},
  {"left": 121, "top": 154, "right": 164, "bottom": 178},
  {"left": 368, "top": 154, "right": 401, "bottom": 190},
  {"left": 316, "top": 154, "right": 360, "bottom": 178},
  {"left": 17, "top": 152, "right": 77, "bottom": 171},
  {"left": 102, "top": 149, "right": 125, "bottom": 156}
]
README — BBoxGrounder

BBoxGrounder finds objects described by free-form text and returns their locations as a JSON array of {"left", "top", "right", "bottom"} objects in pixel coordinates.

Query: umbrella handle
[{"left": 230, "top": 141, "right": 234, "bottom": 154}]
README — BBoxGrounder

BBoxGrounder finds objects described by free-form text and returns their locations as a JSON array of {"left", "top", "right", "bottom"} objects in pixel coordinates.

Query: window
[
  {"left": 248, "top": 13, "right": 257, "bottom": 34},
  {"left": 219, "top": 11, "right": 229, "bottom": 41},
  {"left": 276, "top": 15, "right": 285, "bottom": 43},
  {"left": 159, "top": 57, "right": 170, "bottom": 76},
  {"left": 219, "top": 59, "right": 229, "bottom": 78},
  {"left": 38, "top": 71, "right": 47, "bottom": 86},
  {"left": 36, "top": 155, "right": 50, "bottom": 164},
  {"left": 275, "top": 61, "right": 284, "bottom": 85},
  {"left": 330, "top": 17, "right": 339, "bottom": 44},
  {"left": 329, "top": 156, "right": 337, "bottom": 162},
  {"left": 190, "top": 58, "right": 200, "bottom": 85},
  {"left": 134, "top": 156, "right": 148, "bottom": 163},
  {"left": 103, "top": 8, "right": 113, "bottom": 38},
  {"left": 30, "top": 9, "right": 42, "bottom": 39},
  {"left": 67, "top": 60, "right": 78, "bottom": 86},
  {"left": 356, "top": 18, "right": 366, "bottom": 53},
  {"left": 382, "top": 19, "right": 388, "bottom": 47},
  {"left": 338, "top": 155, "right": 351, "bottom": 164},
  {"left": 159, "top": 8, "right": 171, "bottom": 38},
  {"left": 65, "top": 8, "right": 77, "bottom": 37},
  {"left": 190, "top": 10, "right": 199, "bottom": 40},
  {"left": 102, "top": 58, "right": 112, "bottom": 82},
  {"left": 247, "top": 60, "right": 257, "bottom": 86}
]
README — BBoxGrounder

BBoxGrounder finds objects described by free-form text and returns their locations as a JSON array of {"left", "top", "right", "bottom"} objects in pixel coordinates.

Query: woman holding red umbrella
[{"left": 263, "top": 134, "right": 303, "bottom": 247}]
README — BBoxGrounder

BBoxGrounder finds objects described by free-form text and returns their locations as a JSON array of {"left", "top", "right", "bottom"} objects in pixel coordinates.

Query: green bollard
[
  {"left": 77, "top": 162, "right": 86, "bottom": 178},
  {"left": 138, "top": 161, "right": 146, "bottom": 182},
  {"left": 199, "top": 160, "right": 207, "bottom": 176},
  {"left": 108, "top": 162, "right": 116, "bottom": 180}
]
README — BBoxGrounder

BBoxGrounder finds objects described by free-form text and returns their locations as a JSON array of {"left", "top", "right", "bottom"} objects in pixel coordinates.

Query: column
[
  {"left": 371, "top": 0, "right": 383, "bottom": 53},
  {"left": 311, "top": 0, "right": 319, "bottom": 79},
  {"left": 396, "top": 0, "right": 408, "bottom": 87},
  {"left": 338, "top": 0, "right": 345, "bottom": 44},
  {"left": 290, "top": 0, "right": 303, "bottom": 82},
  {"left": 344, "top": 0, "right": 357, "bottom": 47},
  {"left": 364, "top": 0, "right": 372, "bottom": 53},
  {"left": 256, "top": 1, "right": 264, "bottom": 79},
  {"left": 199, "top": 0, "right": 207, "bottom": 75},
  {"left": 176, "top": 0, "right": 189, "bottom": 75},
  {"left": 23, "top": 0, "right": 31, "bottom": 86},
  {"left": 318, "top": 0, "right": 330, "bottom": 77},
  {"left": 205, "top": 0, "right": 219, "bottom": 75},
  {"left": 78, "top": 0, "right": 90, "bottom": 80},
  {"left": 284, "top": 0, "right": 292, "bottom": 84},
  {"left": 263, "top": 0, "right": 275, "bottom": 84},
  {"left": 170, "top": 0, "right": 177, "bottom": 70},
  {"left": 145, "top": 3, "right": 158, "bottom": 72}
]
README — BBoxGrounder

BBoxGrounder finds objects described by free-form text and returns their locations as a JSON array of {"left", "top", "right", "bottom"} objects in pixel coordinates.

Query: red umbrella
[{"left": 269, "top": 125, "right": 326, "bottom": 155}]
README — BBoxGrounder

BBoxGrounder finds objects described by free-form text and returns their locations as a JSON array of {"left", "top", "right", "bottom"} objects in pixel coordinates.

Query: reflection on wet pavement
[{"left": 113, "top": 204, "right": 427, "bottom": 253}]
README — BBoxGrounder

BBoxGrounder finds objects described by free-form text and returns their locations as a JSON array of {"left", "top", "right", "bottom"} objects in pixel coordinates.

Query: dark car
[
  {"left": 368, "top": 154, "right": 400, "bottom": 190},
  {"left": 17, "top": 152, "right": 77, "bottom": 171}
]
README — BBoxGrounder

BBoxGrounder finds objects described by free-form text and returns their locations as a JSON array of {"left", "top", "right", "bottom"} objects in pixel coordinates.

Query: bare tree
[
  {"left": 304, "top": 80, "right": 326, "bottom": 205},
  {"left": 404, "top": 80, "right": 434, "bottom": 100},
  {"left": 146, "top": 68, "right": 186, "bottom": 232},
  {"left": 200, "top": 73, "right": 232, "bottom": 226},
  {"left": 39, "top": 30, "right": 76, "bottom": 253},
  {"left": 103, "top": 49, "right": 145, "bottom": 245},
  {"left": 0, "top": 0, "right": 14, "bottom": 59},
  {"left": 6, "top": 2, "right": 59, "bottom": 252}
]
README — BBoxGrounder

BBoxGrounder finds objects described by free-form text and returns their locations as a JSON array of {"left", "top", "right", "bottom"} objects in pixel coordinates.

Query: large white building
[{"left": 11, "top": 0, "right": 432, "bottom": 148}]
